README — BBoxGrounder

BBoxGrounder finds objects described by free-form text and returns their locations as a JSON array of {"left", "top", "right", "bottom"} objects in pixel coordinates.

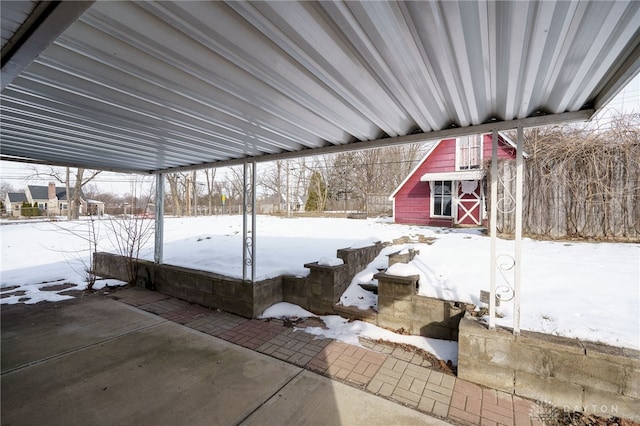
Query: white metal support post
[
  {"left": 242, "top": 161, "right": 256, "bottom": 282},
  {"left": 513, "top": 126, "right": 524, "bottom": 334},
  {"left": 489, "top": 129, "right": 498, "bottom": 329},
  {"left": 154, "top": 173, "right": 164, "bottom": 264}
]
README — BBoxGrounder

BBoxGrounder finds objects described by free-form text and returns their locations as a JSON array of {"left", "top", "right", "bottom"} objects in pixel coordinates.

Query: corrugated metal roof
[
  {"left": 0, "top": 0, "right": 39, "bottom": 49},
  {"left": 1, "top": 1, "right": 639, "bottom": 173}
]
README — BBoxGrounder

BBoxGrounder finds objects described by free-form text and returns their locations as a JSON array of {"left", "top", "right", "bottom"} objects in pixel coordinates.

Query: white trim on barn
[
  {"left": 388, "top": 140, "right": 439, "bottom": 201},
  {"left": 420, "top": 170, "right": 485, "bottom": 182}
]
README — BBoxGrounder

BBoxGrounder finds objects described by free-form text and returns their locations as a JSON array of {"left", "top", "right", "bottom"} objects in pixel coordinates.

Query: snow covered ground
[{"left": 1, "top": 215, "right": 638, "bottom": 353}]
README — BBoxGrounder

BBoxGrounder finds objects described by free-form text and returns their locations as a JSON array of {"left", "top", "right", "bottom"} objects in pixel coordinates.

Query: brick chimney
[{"left": 48, "top": 182, "right": 56, "bottom": 200}]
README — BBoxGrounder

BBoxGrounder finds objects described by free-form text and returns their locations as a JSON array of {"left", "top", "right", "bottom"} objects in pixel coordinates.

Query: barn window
[
  {"left": 431, "top": 180, "right": 452, "bottom": 217},
  {"left": 457, "top": 135, "right": 482, "bottom": 170}
]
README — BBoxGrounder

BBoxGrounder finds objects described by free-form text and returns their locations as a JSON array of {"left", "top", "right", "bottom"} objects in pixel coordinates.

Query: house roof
[
  {"left": 27, "top": 185, "right": 81, "bottom": 201},
  {"left": 1, "top": 1, "right": 638, "bottom": 174},
  {"left": 6, "top": 192, "right": 27, "bottom": 203}
]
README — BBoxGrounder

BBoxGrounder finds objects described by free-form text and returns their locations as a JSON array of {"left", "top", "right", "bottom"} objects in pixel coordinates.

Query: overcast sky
[{"left": 2, "top": 74, "right": 639, "bottom": 196}]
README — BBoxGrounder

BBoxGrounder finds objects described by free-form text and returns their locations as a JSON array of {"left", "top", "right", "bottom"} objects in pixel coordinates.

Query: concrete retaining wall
[
  {"left": 95, "top": 252, "right": 267, "bottom": 317},
  {"left": 375, "top": 272, "right": 468, "bottom": 340},
  {"left": 458, "top": 316, "right": 640, "bottom": 421},
  {"left": 94, "top": 241, "right": 382, "bottom": 318}
]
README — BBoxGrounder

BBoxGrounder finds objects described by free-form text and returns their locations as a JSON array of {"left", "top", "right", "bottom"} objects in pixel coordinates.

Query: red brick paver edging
[{"left": 112, "top": 287, "right": 548, "bottom": 426}]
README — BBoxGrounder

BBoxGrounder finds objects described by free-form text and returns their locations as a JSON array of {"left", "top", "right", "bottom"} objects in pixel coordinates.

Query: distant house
[
  {"left": 5, "top": 192, "right": 28, "bottom": 216},
  {"left": 389, "top": 133, "right": 518, "bottom": 227},
  {"left": 258, "top": 194, "right": 305, "bottom": 214},
  {"left": 7, "top": 182, "right": 104, "bottom": 217}
]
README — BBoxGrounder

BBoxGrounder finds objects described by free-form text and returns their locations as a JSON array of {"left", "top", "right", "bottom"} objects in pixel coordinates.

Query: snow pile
[
  {"left": 317, "top": 257, "right": 344, "bottom": 267},
  {"left": 303, "top": 315, "right": 457, "bottom": 364},
  {"left": 340, "top": 233, "right": 640, "bottom": 350},
  {"left": 259, "top": 302, "right": 457, "bottom": 363},
  {"left": 1, "top": 216, "right": 638, "bottom": 350},
  {"left": 258, "top": 302, "right": 316, "bottom": 319},
  {"left": 386, "top": 262, "right": 421, "bottom": 277}
]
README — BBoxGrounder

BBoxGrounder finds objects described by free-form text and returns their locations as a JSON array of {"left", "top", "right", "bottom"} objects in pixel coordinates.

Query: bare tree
[
  {"left": 0, "top": 181, "right": 16, "bottom": 208},
  {"left": 105, "top": 186, "right": 155, "bottom": 285},
  {"left": 203, "top": 168, "right": 217, "bottom": 215},
  {"left": 39, "top": 215, "right": 102, "bottom": 290},
  {"left": 321, "top": 144, "right": 424, "bottom": 214},
  {"left": 226, "top": 166, "right": 245, "bottom": 207},
  {"left": 166, "top": 172, "right": 185, "bottom": 216},
  {"left": 30, "top": 166, "right": 101, "bottom": 219},
  {"left": 259, "top": 160, "right": 285, "bottom": 212}
]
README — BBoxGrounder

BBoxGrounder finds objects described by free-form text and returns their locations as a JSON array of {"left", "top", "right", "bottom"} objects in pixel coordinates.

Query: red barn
[{"left": 390, "top": 133, "right": 518, "bottom": 227}]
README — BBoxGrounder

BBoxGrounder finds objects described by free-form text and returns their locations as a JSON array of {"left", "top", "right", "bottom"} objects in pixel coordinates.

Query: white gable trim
[
  {"left": 420, "top": 170, "right": 485, "bottom": 181},
  {"left": 497, "top": 131, "right": 529, "bottom": 158},
  {"left": 388, "top": 140, "right": 440, "bottom": 200}
]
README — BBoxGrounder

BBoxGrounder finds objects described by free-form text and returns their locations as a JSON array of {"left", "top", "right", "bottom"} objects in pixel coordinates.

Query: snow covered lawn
[{"left": 1, "top": 215, "right": 638, "bottom": 351}]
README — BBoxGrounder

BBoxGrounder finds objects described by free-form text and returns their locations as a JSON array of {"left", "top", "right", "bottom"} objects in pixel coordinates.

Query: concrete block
[
  {"left": 625, "top": 365, "right": 640, "bottom": 399},
  {"left": 622, "top": 347, "right": 640, "bottom": 360},
  {"left": 583, "top": 341, "right": 640, "bottom": 378},
  {"left": 551, "top": 351, "right": 626, "bottom": 394},
  {"left": 310, "top": 283, "right": 323, "bottom": 298},
  {"left": 413, "top": 296, "right": 444, "bottom": 321},
  {"left": 308, "top": 299, "right": 334, "bottom": 316},
  {"left": 394, "top": 284, "right": 416, "bottom": 301},
  {"left": 378, "top": 299, "right": 394, "bottom": 316},
  {"left": 377, "top": 282, "right": 394, "bottom": 298},
  {"left": 583, "top": 386, "right": 640, "bottom": 422},
  {"left": 202, "top": 293, "right": 223, "bottom": 311},
  {"left": 415, "top": 323, "right": 452, "bottom": 340},
  {"left": 582, "top": 341, "right": 623, "bottom": 360},
  {"left": 483, "top": 332, "right": 517, "bottom": 361},
  {"left": 282, "top": 295, "right": 309, "bottom": 312},
  {"left": 514, "top": 371, "right": 583, "bottom": 408},
  {"left": 180, "top": 288, "right": 204, "bottom": 305},
  {"left": 459, "top": 316, "right": 513, "bottom": 342},
  {"left": 457, "top": 355, "right": 514, "bottom": 393},
  {"left": 393, "top": 300, "right": 412, "bottom": 316},
  {"left": 412, "top": 298, "right": 435, "bottom": 320},
  {"left": 215, "top": 296, "right": 252, "bottom": 318},
  {"left": 458, "top": 331, "right": 487, "bottom": 360},
  {"left": 377, "top": 313, "right": 411, "bottom": 333},
  {"left": 516, "top": 330, "right": 585, "bottom": 355},
  {"left": 444, "top": 302, "right": 466, "bottom": 328},
  {"left": 213, "top": 280, "right": 236, "bottom": 298}
]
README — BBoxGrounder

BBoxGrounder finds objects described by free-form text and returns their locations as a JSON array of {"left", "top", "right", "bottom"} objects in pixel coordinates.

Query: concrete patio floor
[{"left": 1, "top": 291, "right": 449, "bottom": 426}]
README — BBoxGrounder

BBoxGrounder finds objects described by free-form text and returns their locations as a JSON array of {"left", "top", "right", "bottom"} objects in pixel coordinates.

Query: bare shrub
[
  {"left": 104, "top": 188, "right": 155, "bottom": 285},
  {"left": 492, "top": 114, "right": 640, "bottom": 240}
]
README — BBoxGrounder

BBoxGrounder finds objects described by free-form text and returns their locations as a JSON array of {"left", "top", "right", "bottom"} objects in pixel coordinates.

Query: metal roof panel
[{"left": 1, "top": 0, "right": 639, "bottom": 173}]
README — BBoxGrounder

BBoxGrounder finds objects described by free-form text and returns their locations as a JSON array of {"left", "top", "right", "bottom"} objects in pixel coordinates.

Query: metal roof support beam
[
  {"left": 513, "top": 126, "right": 524, "bottom": 335},
  {"left": 489, "top": 129, "right": 498, "bottom": 330},
  {"left": 1, "top": 1, "right": 94, "bottom": 91},
  {"left": 154, "top": 173, "right": 164, "bottom": 264},
  {"left": 157, "top": 110, "right": 594, "bottom": 175},
  {"left": 242, "top": 161, "right": 256, "bottom": 283}
]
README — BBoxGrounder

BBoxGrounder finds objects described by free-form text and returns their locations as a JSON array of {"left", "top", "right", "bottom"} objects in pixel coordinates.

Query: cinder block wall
[
  {"left": 458, "top": 316, "right": 640, "bottom": 421},
  {"left": 94, "top": 241, "right": 383, "bottom": 319},
  {"left": 286, "top": 242, "right": 384, "bottom": 314},
  {"left": 375, "top": 272, "right": 468, "bottom": 340},
  {"left": 94, "top": 252, "right": 260, "bottom": 317}
]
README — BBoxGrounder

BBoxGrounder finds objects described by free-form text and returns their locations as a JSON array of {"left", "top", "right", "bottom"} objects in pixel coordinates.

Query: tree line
[{"left": 160, "top": 143, "right": 425, "bottom": 216}]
